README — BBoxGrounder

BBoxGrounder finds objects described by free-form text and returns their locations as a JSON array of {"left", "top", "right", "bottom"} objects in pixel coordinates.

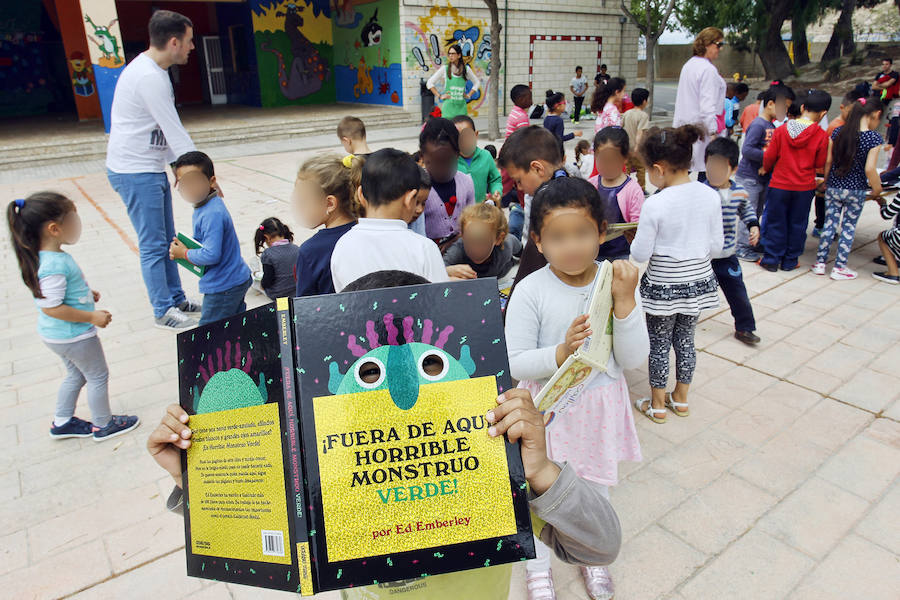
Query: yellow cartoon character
[
  {"left": 69, "top": 51, "right": 95, "bottom": 97},
  {"left": 353, "top": 56, "right": 373, "bottom": 98}
]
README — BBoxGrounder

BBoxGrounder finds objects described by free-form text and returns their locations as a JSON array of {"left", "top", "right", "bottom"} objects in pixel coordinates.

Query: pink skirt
[{"left": 520, "top": 376, "right": 642, "bottom": 486}]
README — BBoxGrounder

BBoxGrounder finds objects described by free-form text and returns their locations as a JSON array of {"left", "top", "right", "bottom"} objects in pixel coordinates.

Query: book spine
[{"left": 276, "top": 298, "right": 315, "bottom": 596}]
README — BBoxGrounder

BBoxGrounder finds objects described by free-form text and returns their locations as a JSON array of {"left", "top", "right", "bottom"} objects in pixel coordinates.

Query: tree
[
  {"left": 483, "top": 0, "right": 502, "bottom": 139},
  {"left": 820, "top": 0, "right": 880, "bottom": 63},
  {"left": 620, "top": 0, "right": 678, "bottom": 116}
]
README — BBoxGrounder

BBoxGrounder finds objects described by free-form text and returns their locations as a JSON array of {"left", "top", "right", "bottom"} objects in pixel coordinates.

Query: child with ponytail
[
  {"left": 7, "top": 193, "right": 139, "bottom": 441},
  {"left": 591, "top": 77, "right": 626, "bottom": 132},
  {"left": 813, "top": 95, "right": 885, "bottom": 280},
  {"left": 293, "top": 154, "right": 364, "bottom": 296},
  {"left": 253, "top": 217, "right": 300, "bottom": 300}
]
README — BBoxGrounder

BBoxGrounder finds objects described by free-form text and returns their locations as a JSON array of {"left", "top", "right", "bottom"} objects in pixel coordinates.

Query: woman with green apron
[{"left": 427, "top": 43, "right": 480, "bottom": 120}]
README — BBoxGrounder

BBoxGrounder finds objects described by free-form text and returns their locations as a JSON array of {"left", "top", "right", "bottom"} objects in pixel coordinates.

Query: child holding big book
[
  {"left": 506, "top": 177, "right": 648, "bottom": 600},
  {"left": 148, "top": 269, "right": 623, "bottom": 600}
]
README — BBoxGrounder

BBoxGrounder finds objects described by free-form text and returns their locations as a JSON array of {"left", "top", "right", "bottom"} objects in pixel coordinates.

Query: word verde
[{"left": 319, "top": 417, "right": 488, "bottom": 490}]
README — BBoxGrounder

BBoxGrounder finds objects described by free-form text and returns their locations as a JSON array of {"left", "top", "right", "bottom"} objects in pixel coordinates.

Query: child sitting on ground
[
  {"left": 330, "top": 148, "right": 449, "bottom": 290},
  {"left": 452, "top": 115, "right": 503, "bottom": 203},
  {"left": 292, "top": 154, "right": 363, "bottom": 296},
  {"left": 336, "top": 116, "right": 372, "bottom": 156},
  {"left": 253, "top": 217, "right": 300, "bottom": 300},
  {"left": 420, "top": 118, "right": 476, "bottom": 251},
  {"left": 8, "top": 193, "right": 140, "bottom": 441},
  {"left": 872, "top": 192, "right": 900, "bottom": 284},
  {"left": 704, "top": 137, "right": 761, "bottom": 345},
  {"left": 573, "top": 139, "right": 594, "bottom": 179},
  {"left": 444, "top": 202, "right": 522, "bottom": 280},
  {"left": 168, "top": 151, "right": 251, "bottom": 325}
]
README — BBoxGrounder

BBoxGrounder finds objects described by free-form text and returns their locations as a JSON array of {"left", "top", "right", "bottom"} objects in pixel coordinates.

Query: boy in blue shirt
[{"left": 169, "top": 151, "right": 251, "bottom": 325}]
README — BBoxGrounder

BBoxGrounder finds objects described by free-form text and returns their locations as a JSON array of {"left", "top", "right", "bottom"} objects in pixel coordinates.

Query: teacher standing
[
  {"left": 427, "top": 44, "right": 480, "bottom": 120},
  {"left": 673, "top": 27, "right": 726, "bottom": 179}
]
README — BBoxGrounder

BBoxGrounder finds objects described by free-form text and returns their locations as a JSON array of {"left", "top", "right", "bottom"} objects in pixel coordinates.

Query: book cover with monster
[
  {"left": 177, "top": 301, "right": 311, "bottom": 593},
  {"left": 291, "top": 278, "right": 534, "bottom": 592}
]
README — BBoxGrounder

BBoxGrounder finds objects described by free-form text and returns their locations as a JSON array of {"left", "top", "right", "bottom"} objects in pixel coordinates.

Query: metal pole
[
  {"left": 618, "top": 16, "right": 626, "bottom": 76},
  {"left": 503, "top": 0, "right": 509, "bottom": 116}
]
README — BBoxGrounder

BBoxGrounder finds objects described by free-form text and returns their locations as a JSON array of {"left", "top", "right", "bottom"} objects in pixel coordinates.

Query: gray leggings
[
  {"left": 646, "top": 313, "right": 699, "bottom": 389},
  {"left": 44, "top": 335, "right": 112, "bottom": 427}
]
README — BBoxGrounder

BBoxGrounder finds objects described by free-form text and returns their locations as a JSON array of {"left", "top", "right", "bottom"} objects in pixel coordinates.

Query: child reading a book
[
  {"left": 630, "top": 126, "right": 723, "bottom": 424},
  {"left": 8, "top": 193, "right": 140, "bottom": 441},
  {"left": 589, "top": 127, "right": 645, "bottom": 262},
  {"left": 149, "top": 269, "right": 622, "bottom": 600},
  {"left": 331, "top": 149, "right": 449, "bottom": 290},
  {"left": 443, "top": 202, "right": 521, "bottom": 280},
  {"left": 704, "top": 137, "right": 761, "bottom": 345},
  {"left": 292, "top": 154, "right": 363, "bottom": 296},
  {"left": 168, "top": 151, "right": 251, "bottom": 326},
  {"left": 253, "top": 217, "right": 300, "bottom": 300},
  {"left": 505, "top": 177, "right": 648, "bottom": 600}
]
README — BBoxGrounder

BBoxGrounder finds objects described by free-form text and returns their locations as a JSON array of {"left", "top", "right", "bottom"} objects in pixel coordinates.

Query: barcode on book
[{"left": 261, "top": 530, "right": 285, "bottom": 557}]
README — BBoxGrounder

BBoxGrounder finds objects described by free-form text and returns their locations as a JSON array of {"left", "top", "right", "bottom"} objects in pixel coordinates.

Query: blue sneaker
[
  {"left": 49, "top": 416, "right": 93, "bottom": 439},
  {"left": 92, "top": 415, "right": 140, "bottom": 442},
  {"left": 736, "top": 248, "right": 762, "bottom": 262}
]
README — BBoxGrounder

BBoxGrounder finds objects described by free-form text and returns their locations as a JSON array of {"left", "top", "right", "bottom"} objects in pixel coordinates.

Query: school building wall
[{"left": 398, "top": 0, "right": 640, "bottom": 121}]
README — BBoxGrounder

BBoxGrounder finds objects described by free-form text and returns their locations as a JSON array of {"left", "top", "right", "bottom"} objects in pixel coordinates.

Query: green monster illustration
[
  {"left": 192, "top": 340, "right": 268, "bottom": 414},
  {"left": 328, "top": 316, "right": 476, "bottom": 410},
  {"left": 84, "top": 15, "right": 123, "bottom": 65}
]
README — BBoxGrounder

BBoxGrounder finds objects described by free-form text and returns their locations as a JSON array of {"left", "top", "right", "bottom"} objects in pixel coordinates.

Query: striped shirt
[
  {"left": 505, "top": 106, "right": 529, "bottom": 138},
  {"left": 641, "top": 255, "right": 719, "bottom": 316},
  {"left": 709, "top": 180, "right": 759, "bottom": 257},
  {"left": 880, "top": 193, "right": 900, "bottom": 223}
]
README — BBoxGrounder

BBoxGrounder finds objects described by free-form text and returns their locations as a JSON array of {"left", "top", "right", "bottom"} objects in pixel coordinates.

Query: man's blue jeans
[
  {"left": 107, "top": 170, "right": 186, "bottom": 318},
  {"left": 734, "top": 175, "right": 766, "bottom": 253},
  {"left": 508, "top": 204, "right": 525, "bottom": 241}
]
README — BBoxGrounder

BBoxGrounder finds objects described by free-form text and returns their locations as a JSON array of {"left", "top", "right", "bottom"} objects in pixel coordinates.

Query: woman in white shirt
[
  {"left": 426, "top": 44, "right": 480, "bottom": 120},
  {"left": 672, "top": 27, "right": 726, "bottom": 177}
]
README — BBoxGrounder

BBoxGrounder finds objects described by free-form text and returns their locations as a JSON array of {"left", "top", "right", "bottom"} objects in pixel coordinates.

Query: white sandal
[
  {"left": 635, "top": 397, "right": 666, "bottom": 424},
  {"left": 665, "top": 392, "right": 690, "bottom": 417}
]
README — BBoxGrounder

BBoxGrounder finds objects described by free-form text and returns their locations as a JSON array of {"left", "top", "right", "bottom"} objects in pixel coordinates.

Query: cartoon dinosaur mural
[
  {"left": 328, "top": 314, "right": 476, "bottom": 410},
  {"left": 259, "top": 2, "right": 329, "bottom": 100},
  {"left": 192, "top": 340, "right": 269, "bottom": 414},
  {"left": 84, "top": 14, "right": 123, "bottom": 67}
]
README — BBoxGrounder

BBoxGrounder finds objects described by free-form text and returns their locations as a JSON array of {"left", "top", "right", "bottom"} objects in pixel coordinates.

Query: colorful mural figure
[
  {"left": 84, "top": 14, "right": 123, "bottom": 67},
  {"left": 333, "top": 0, "right": 402, "bottom": 106},
  {"left": 259, "top": 2, "right": 329, "bottom": 100},
  {"left": 69, "top": 51, "right": 95, "bottom": 97},
  {"left": 404, "top": 3, "right": 496, "bottom": 116},
  {"left": 251, "top": 0, "right": 334, "bottom": 106}
]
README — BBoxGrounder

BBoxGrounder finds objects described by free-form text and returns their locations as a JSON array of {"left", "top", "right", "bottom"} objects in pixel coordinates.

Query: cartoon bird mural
[{"left": 328, "top": 315, "right": 476, "bottom": 410}]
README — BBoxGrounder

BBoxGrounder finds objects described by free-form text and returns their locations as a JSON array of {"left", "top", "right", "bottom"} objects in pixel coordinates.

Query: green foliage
[
  {"left": 676, "top": 0, "right": 764, "bottom": 50},
  {"left": 820, "top": 57, "right": 844, "bottom": 80},
  {"left": 625, "top": 0, "right": 679, "bottom": 36}
]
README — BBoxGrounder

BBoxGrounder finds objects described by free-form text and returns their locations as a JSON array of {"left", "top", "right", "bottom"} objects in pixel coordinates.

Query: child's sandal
[
  {"left": 665, "top": 393, "right": 690, "bottom": 417},
  {"left": 635, "top": 397, "right": 666, "bottom": 424}
]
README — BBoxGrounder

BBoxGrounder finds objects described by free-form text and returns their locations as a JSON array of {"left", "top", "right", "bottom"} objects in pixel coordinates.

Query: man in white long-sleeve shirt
[{"left": 106, "top": 10, "right": 199, "bottom": 331}]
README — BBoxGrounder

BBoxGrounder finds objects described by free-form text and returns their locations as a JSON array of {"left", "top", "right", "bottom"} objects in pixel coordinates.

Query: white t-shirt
[
  {"left": 570, "top": 75, "right": 588, "bottom": 96},
  {"left": 330, "top": 218, "right": 449, "bottom": 292},
  {"left": 106, "top": 53, "right": 196, "bottom": 173}
]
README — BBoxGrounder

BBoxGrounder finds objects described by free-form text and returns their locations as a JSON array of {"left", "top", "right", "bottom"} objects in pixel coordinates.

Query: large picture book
[
  {"left": 534, "top": 260, "right": 615, "bottom": 426},
  {"left": 177, "top": 279, "right": 535, "bottom": 594}
]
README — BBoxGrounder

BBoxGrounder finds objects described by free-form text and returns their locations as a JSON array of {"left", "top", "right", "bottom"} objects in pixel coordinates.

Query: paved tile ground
[{"left": 1, "top": 126, "right": 897, "bottom": 599}]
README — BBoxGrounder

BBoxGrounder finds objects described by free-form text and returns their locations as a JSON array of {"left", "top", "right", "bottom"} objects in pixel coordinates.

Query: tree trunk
[
  {"left": 484, "top": 0, "right": 501, "bottom": 140},
  {"left": 758, "top": 0, "right": 794, "bottom": 79},
  {"left": 792, "top": 16, "right": 810, "bottom": 68},
  {"left": 821, "top": 0, "right": 856, "bottom": 62}
]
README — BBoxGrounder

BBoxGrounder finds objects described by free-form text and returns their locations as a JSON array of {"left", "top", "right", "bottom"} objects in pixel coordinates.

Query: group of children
[{"left": 10, "top": 67, "right": 900, "bottom": 600}]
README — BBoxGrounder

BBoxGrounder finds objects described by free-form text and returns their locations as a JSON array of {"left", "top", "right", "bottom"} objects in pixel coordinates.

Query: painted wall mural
[
  {"left": 403, "top": 2, "right": 497, "bottom": 117},
  {"left": 80, "top": 0, "right": 125, "bottom": 131},
  {"left": 250, "top": 0, "right": 334, "bottom": 107},
  {"left": 333, "top": 0, "right": 402, "bottom": 106}
]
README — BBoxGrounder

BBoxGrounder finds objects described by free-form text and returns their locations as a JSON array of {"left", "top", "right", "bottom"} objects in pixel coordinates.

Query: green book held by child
[{"left": 175, "top": 232, "right": 206, "bottom": 277}]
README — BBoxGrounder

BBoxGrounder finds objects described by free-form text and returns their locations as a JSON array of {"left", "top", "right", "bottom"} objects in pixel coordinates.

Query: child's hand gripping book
[
  {"left": 534, "top": 260, "right": 614, "bottom": 426},
  {"left": 603, "top": 221, "right": 638, "bottom": 242},
  {"left": 175, "top": 232, "right": 206, "bottom": 277}
]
